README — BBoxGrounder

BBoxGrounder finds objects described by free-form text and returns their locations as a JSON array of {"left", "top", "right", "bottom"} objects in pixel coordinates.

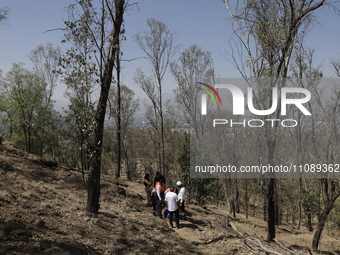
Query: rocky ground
[{"left": 0, "top": 141, "right": 339, "bottom": 254}]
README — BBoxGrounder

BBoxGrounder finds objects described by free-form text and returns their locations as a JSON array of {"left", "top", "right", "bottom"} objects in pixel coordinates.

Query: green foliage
[
  {"left": 2, "top": 63, "right": 57, "bottom": 154},
  {"left": 177, "top": 133, "right": 190, "bottom": 184},
  {"left": 302, "top": 189, "right": 321, "bottom": 216},
  {"left": 176, "top": 133, "right": 218, "bottom": 204},
  {"left": 58, "top": 1, "right": 104, "bottom": 174}
]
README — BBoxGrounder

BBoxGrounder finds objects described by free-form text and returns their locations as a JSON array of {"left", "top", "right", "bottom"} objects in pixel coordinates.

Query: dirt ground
[{"left": 0, "top": 141, "right": 339, "bottom": 254}]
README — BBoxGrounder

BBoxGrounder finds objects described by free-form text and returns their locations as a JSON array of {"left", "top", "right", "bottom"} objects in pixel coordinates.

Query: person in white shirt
[
  {"left": 177, "top": 181, "right": 186, "bottom": 220},
  {"left": 165, "top": 187, "right": 180, "bottom": 228}
]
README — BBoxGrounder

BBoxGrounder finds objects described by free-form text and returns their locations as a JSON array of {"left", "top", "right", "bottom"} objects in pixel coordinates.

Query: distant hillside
[{"left": 0, "top": 141, "right": 339, "bottom": 254}]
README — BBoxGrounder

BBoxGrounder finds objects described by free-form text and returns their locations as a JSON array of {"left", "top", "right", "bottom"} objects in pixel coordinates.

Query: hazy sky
[{"left": 1, "top": 0, "right": 340, "bottom": 106}]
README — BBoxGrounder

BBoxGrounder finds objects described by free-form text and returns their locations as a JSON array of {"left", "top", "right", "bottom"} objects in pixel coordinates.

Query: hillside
[{"left": 0, "top": 141, "right": 339, "bottom": 255}]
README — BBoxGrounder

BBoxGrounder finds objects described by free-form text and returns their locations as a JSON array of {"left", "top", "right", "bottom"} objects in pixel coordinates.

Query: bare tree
[
  {"left": 289, "top": 38, "right": 322, "bottom": 230},
  {"left": 223, "top": 0, "right": 327, "bottom": 242},
  {"left": 63, "top": 0, "right": 126, "bottom": 214},
  {"left": 28, "top": 43, "right": 61, "bottom": 155},
  {"left": 28, "top": 43, "right": 61, "bottom": 96},
  {"left": 309, "top": 60, "right": 340, "bottom": 249},
  {"left": 170, "top": 44, "right": 214, "bottom": 141},
  {"left": 108, "top": 85, "right": 139, "bottom": 179},
  {"left": 133, "top": 18, "right": 178, "bottom": 177}
]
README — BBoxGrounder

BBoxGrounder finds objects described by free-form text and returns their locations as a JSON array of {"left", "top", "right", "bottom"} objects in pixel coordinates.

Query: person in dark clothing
[
  {"left": 154, "top": 171, "right": 165, "bottom": 186},
  {"left": 151, "top": 192, "right": 157, "bottom": 211}
]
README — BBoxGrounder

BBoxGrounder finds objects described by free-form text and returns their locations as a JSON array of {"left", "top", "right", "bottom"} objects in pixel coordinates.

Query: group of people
[{"left": 144, "top": 172, "right": 186, "bottom": 229}]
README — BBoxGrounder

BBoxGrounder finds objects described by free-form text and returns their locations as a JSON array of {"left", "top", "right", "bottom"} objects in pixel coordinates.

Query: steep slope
[
  {"left": 0, "top": 141, "right": 339, "bottom": 254},
  {"left": 0, "top": 142, "right": 202, "bottom": 254}
]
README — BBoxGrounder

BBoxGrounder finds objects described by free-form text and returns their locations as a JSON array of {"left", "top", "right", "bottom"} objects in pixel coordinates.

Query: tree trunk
[
  {"left": 275, "top": 182, "right": 279, "bottom": 226},
  {"left": 156, "top": 125, "right": 162, "bottom": 174},
  {"left": 235, "top": 179, "right": 240, "bottom": 214},
  {"left": 81, "top": 148, "right": 85, "bottom": 181},
  {"left": 230, "top": 179, "right": 236, "bottom": 218},
  {"left": 312, "top": 200, "right": 334, "bottom": 249},
  {"left": 262, "top": 179, "right": 267, "bottom": 221},
  {"left": 221, "top": 179, "right": 231, "bottom": 213},
  {"left": 297, "top": 178, "right": 302, "bottom": 229},
  {"left": 86, "top": 0, "right": 125, "bottom": 214},
  {"left": 306, "top": 209, "right": 313, "bottom": 231},
  {"left": 290, "top": 202, "right": 294, "bottom": 226},
  {"left": 267, "top": 178, "right": 276, "bottom": 241},
  {"left": 116, "top": 39, "right": 121, "bottom": 180},
  {"left": 245, "top": 179, "right": 249, "bottom": 219},
  {"left": 160, "top": 105, "right": 165, "bottom": 178},
  {"left": 122, "top": 138, "right": 130, "bottom": 180},
  {"left": 266, "top": 133, "right": 277, "bottom": 242}
]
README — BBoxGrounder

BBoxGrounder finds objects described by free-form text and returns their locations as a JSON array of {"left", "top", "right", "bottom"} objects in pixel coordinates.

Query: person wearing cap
[
  {"left": 165, "top": 186, "right": 178, "bottom": 195},
  {"left": 176, "top": 181, "right": 186, "bottom": 220},
  {"left": 165, "top": 186, "right": 180, "bottom": 228}
]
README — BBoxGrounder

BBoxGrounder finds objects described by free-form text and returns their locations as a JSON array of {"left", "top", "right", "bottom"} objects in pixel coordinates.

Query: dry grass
[{"left": 0, "top": 141, "right": 339, "bottom": 254}]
